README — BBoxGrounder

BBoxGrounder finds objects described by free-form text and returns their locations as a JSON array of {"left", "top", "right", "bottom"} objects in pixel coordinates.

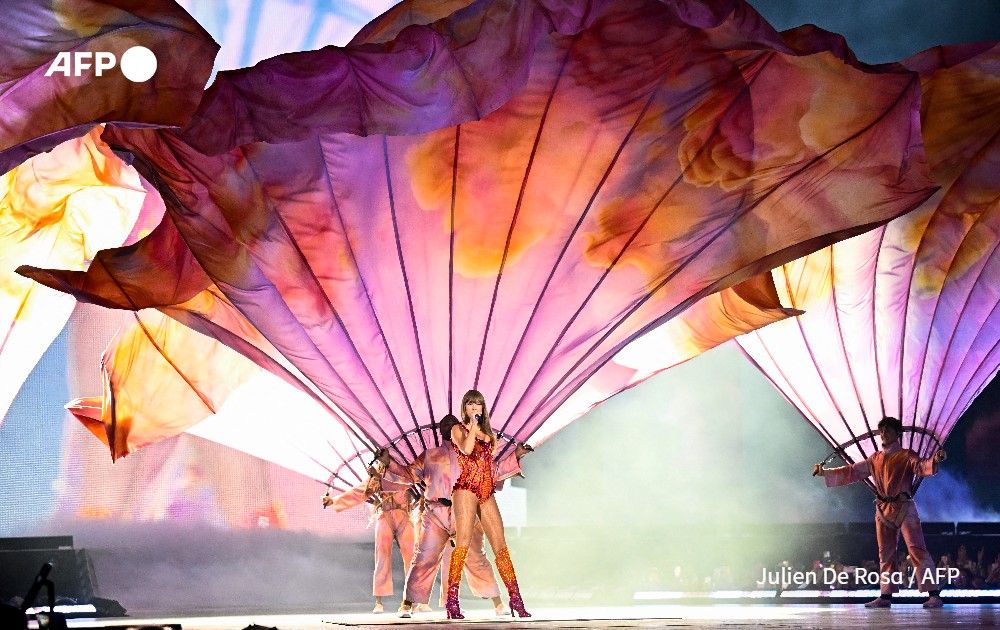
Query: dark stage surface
[{"left": 37, "top": 604, "right": 1000, "bottom": 630}]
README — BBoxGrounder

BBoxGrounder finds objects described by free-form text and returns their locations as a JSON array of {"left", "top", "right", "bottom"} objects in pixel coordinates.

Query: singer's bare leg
[
  {"left": 476, "top": 496, "right": 530, "bottom": 618},
  {"left": 454, "top": 490, "right": 527, "bottom": 617},
  {"left": 454, "top": 491, "right": 508, "bottom": 550},
  {"left": 477, "top": 496, "right": 508, "bottom": 551},
  {"left": 452, "top": 489, "right": 481, "bottom": 548}
]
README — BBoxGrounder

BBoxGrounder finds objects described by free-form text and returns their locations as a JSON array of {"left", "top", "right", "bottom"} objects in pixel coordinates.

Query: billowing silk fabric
[
  {"left": 737, "top": 42, "right": 1000, "bottom": 474},
  {"left": 0, "top": 0, "right": 217, "bottom": 174},
  {"left": 20, "top": 0, "right": 936, "bottom": 471},
  {"left": 0, "top": 128, "right": 147, "bottom": 423},
  {"left": 64, "top": 285, "right": 372, "bottom": 485},
  {"left": 0, "top": 0, "right": 214, "bottom": 423}
]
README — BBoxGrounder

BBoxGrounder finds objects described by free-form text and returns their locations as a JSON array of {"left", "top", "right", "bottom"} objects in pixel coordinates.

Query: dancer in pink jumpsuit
[
  {"left": 324, "top": 467, "right": 416, "bottom": 613},
  {"left": 385, "top": 415, "right": 530, "bottom": 618},
  {"left": 814, "top": 416, "right": 947, "bottom": 609}
]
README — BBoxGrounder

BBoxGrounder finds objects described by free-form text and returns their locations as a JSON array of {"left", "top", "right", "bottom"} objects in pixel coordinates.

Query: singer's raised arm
[{"left": 452, "top": 421, "right": 477, "bottom": 455}]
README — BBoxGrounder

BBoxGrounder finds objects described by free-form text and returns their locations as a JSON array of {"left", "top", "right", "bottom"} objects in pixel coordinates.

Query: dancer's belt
[
  {"left": 875, "top": 492, "right": 912, "bottom": 503},
  {"left": 379, "top": 496, "right": 413, "bottom": 512}
]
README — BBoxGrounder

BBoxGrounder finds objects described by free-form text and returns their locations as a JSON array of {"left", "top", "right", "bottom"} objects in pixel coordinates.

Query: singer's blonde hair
[{"left": 459, "top": 389, "right": 496, "bottom": 444}]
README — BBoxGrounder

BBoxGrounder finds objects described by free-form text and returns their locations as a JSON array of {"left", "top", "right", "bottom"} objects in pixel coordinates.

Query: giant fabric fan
[
  {"left": 19, "top": 0, "right": 936, "bottom": 483},
  {"left": 737, "top": 42, "right": 1000, "bottom": 484}
]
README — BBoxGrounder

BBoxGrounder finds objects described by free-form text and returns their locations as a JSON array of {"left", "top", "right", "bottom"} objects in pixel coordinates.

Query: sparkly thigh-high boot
[
  {"left": 495, "top": 546, "right": 531, "bottom": 618},
  {"left": 446, "top": 545, "right": 469, "bottom": 619}
]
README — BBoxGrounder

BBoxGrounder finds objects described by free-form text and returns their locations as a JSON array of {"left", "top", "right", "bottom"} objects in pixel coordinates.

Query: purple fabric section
[
  {"left": 178, "top": 0, "right": 799, "bottom": 156},
  {"left": 179, "top": 0, "right": 550, "bottom": 154},
  {"left": 0, "top": 126, "right": 95, "bottom": 176},
  {"left": 0, "top": 0, "right": 218, "bottom": 174}
]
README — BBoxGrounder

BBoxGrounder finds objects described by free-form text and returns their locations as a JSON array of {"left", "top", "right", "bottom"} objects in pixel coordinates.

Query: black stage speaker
[{"left": 0, "top": 537, "right": 95, "bottom": 605}]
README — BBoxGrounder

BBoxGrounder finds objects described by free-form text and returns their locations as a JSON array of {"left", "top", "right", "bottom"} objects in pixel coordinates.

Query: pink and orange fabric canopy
[{"left": 9, "top": 0, "right": 989, "bottom": 491}]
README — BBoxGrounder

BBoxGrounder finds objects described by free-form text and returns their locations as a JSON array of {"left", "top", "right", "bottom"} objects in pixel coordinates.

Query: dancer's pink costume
[
  {"left": 331, "top": 478, "right": 416, "bottom": 597},
  {"left": 824, "top": 441, "right": 940, "bottom": 594}
]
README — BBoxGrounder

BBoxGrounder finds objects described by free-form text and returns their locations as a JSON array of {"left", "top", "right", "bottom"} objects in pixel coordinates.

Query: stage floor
[{"left": 46, "top": 603, "right": 1000, "bottom": 630}]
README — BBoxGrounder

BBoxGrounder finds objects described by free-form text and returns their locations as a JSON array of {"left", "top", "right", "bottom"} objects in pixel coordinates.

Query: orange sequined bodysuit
[{"left": 452, "top": 438, "right": 495, "bottom": 504}]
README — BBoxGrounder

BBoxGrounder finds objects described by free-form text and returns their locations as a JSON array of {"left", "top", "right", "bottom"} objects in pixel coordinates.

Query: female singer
[{"left": 445, "top": 389, "right": 530, "bottom": 619}]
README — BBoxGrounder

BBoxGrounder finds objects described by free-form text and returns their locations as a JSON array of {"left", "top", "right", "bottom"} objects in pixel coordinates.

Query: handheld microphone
[{"left": 474, "top": 413, "right": 482, "bottom": 427}]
